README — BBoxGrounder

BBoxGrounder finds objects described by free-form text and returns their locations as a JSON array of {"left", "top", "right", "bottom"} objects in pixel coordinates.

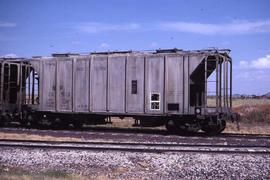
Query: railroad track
[
  {"left": 217, "top": 133, "right": 270, "bottom": 139},
  {"left": 1, "top": 127, "right": 270, "bottom": 147},
  {"left": 1, "top": 127, "right": 270, "bottom": 138},
  {"left": 0, "top": 139, "right": 269, "bottom": 154}
]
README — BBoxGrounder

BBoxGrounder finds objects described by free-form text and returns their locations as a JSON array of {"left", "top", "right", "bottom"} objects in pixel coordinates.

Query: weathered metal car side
[{"left": 0, "top": 49, "right": 237, "bottom": 134}]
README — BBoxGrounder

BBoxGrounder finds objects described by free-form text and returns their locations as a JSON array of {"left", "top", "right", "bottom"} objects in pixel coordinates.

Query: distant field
[
  {"left": 225, "top": 98, "right": 270, "bottom": 134},
  {"left": 232, "top": 98, "right": 270, "bottom": 123},
  {"left": 232, "top": 98, "right": 270, "bottom": 107},
  {"left": 207, "top": 97, "right": 270, "bottom": 107}
]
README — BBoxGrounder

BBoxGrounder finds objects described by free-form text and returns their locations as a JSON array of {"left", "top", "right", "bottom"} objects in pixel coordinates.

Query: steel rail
[
  {"left": 0, "top": 139, "right": 269, "bottom": 154},
  {"left": 1, "top": 127, "right": 270, "bottom": 141},
  {"left": 216, "top": 133, "right": 270, "bottom": 139}
]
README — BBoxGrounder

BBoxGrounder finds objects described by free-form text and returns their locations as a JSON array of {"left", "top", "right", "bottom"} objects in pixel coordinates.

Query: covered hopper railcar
[{"left": 0, "top": 49, "right": 238, "bottom": 134}]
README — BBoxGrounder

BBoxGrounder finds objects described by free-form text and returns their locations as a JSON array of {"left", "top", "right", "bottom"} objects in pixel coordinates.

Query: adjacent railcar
[{"left": 0, "top": 49, "right": 238, "bottom": 134}]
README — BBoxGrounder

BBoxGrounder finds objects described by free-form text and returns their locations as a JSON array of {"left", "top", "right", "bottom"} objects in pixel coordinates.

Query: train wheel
[
  {"left": 0, "top": 115, "right": 9, "bottom": 127},
  {"left": 20, "top": 113, "right": 29, "bottom": 127},
  {"left": 61, "top": 121, "right": 70, "bottom": 129},
  {"left": 166, "top": 119, "right": 199, "bottom": 135},
  {"left": 20, "top": 110, "right": 29, "bottom": 127},
  {"left": 201, "top": 118, "right": 226, "bottom": 135},
  {"left": 73, "top": 122, "right": 83, "bottom": 129},
  {"left": 165, "top": 120, "right": 178, "bottom": 133},
  {"left": 0, "top": 115, "right": 4, "bottom": 126},
  {"left": 51, "top": 117, "right": 69, "bottom": 129},
  {"left": 27, "top": 114, "right": 39, "bottom": 128},
  {"left": 19, "top": 119, "right": 28, "bottom": 127},
  {"left": 51, "top": 117, "right": 61, "bottom": 129},
  {"left": 218, "top": 120, "right": 226, "bottom": 132},
  {"left": 175, "top": 123, "right": 199, "bottom": 135}
]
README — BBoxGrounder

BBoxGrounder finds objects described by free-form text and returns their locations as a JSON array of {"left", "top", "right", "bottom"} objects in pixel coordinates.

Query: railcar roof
[
  {"left": 45, "top": 48, "right": 231, "bottom": 58},
  {"left": 0, "top": 57, "right": 27, "bottom": 63},
  {"left": 101, "top": 48, "right": 230, "bottom": 55}
]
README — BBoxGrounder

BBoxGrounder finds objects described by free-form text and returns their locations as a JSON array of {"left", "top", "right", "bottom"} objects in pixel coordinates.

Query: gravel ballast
[{"left": 0, "top": 147, "right": 269, "bottom": 179}]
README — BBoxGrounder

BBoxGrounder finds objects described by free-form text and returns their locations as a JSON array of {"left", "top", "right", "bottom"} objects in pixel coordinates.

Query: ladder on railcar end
[
  {"left": 0, "top": 61, "right": 17, "bottom": 112},
  {"left": 204, "top": 56, "right": 232, "bottom": 114},
  {"left": 23, "top": 65, "right": 39, "bottom": 106},
  {"left": 0, "top": 61, "right": 39, "bottom": 116},
  {"left": 0, "top": 62, "right": 9, "bottom": 113},
  {"left": 0, "top": 63, "right": 10, "bottom": 113},
  {"left": 0, "top": 62, "right": 3, "bottom": 113}
]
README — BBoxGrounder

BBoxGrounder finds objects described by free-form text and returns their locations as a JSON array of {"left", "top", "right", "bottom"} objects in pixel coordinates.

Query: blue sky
[{"left": 0, "top": 0, "right": 270, "bottom": 94}]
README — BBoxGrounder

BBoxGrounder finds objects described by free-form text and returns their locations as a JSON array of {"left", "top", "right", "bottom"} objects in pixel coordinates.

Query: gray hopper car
[{"left": 0, "top": 49, "right": 238, "bottom": 135}]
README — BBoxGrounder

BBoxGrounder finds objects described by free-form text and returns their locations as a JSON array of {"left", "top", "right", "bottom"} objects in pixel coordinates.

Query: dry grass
[
  {"left": 234, "top": 104, "right": 270, "bottom": 123},
  {"left": 0, "top": 173, "right": 90, "bottom": 180},
  {"left": 98, "top": 117, "right": 135, "bottom": 128},
  {"left": 224, "top": 122, "right": 270, "bottom": 134},
  {"left": 226, "top": 98, "right": 270, "bottom": 134},
  {"left": 232, "top": 98, "right": 270, "bottom": 107},
  {"left": 0, "top": 163, "right": 106, "bottom": 180},
  {"left": 232, "top": 99, "right": 270, "bottom": 124},
  {"left": 0, "top": 132, "right": 81, "bottom": 142},
  {"left": 207, "top": 97, "right": 270, "bottom": 107},
  {"left": 95, "top": 117, "right": 165, "bottom": 130},
  {"left": 0, "top": 163, "right": 90, "bottom": 180}
]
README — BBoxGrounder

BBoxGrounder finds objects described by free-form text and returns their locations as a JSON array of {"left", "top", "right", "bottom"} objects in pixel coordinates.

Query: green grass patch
[
  {"left": 41, "top": 170, "right": 69, "bottom": 178},
  {"left": 0, "top": 164, "right": 75, "bottom": 180}
]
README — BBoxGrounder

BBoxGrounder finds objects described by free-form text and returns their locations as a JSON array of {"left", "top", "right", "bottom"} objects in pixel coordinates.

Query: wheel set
[{"left": 166, "top": 117, "right": 226, "bottom": 135}]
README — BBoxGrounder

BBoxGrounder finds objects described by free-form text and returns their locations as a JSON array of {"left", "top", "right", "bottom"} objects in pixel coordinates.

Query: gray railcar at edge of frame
[{"left": 0, "top": 48, "right": 239, "bottom": 135}]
